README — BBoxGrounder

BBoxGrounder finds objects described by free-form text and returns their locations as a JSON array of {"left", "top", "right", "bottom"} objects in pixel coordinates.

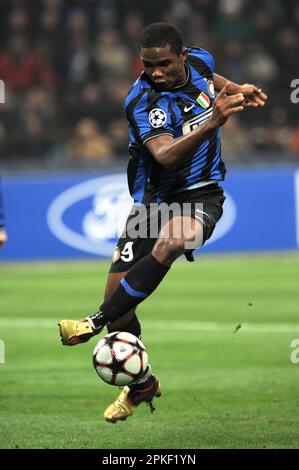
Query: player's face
[{"left": 141, "top": 45, "right": 188, "bottom": 90}]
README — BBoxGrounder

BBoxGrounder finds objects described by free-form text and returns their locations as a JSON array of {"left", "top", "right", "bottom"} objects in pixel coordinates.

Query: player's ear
[{"left": 181, "top": 48, "right": 188, "bottom": 62}]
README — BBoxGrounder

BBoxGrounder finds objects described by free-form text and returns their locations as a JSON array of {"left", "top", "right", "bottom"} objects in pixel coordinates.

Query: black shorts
[{"left": 110, "top": 183, "right": 225, "bottom": 273}]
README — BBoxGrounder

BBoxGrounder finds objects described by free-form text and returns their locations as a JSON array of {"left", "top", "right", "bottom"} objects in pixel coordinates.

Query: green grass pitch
[{"left": 0, "top": 253, "right": 299, "bottom": 449}]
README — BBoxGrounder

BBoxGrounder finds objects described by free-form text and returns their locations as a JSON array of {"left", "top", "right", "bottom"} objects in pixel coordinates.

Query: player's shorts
[{"left": 110, "top": 183, "right": 225, "bottom": 273}]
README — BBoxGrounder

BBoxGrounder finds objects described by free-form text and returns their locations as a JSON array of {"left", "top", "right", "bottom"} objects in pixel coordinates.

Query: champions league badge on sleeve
[{"left": 148, "top": 108, "right": 167, "bottom": 128}]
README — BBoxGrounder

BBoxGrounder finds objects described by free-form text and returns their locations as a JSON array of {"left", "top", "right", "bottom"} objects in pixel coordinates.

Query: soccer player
[
  {"left": 59, "top": 23, "right": 267, "bottom": 422},
  {"left": 0, "top": 176, "right": 7, "bottom": 247}
]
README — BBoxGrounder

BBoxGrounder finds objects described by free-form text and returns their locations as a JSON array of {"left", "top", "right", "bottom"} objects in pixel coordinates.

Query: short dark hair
[{"left": 139, "top": 23, "right": 183, "bottom": 56}]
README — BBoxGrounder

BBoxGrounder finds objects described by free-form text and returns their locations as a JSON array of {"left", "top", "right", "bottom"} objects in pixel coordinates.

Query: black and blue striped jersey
[{"left": 124, "top": 47, "right": 226, "bottom": 204}]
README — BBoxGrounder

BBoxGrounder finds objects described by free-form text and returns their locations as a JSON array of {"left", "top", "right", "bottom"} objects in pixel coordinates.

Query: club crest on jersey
[
  {"left": 112, "top": 247, "right": 120, "bottom": 263},
  {"left": 148, "top": 108, "right": 167, "bottom": 128},
  {"left": 207, "top": 80, "right": 215, "bottom": 97},
  {"left": 196, "top": 92, "right": 210, "bottom": 109}
]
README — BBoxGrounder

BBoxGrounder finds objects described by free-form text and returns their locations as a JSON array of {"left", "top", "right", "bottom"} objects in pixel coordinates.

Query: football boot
[
  {"left": 58, "top": 311, "right": 108, "bottom": 346},
  {"left": 58, "top": 319, "right": 95, "bottom": 346},
  {"left": 104, "top": 375, "right": 161, "bottom": 423}
]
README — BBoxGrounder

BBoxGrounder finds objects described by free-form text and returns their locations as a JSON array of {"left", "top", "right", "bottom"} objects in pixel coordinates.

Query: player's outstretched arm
[
  {"left": 214, "top": 73, "right": 268, "bottom": 108},
  {"left": 146, "top": 82, "right": 245, "bottom": 169}
]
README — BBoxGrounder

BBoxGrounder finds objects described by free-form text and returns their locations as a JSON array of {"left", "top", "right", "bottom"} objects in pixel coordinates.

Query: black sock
[
  {"left": 130, "top": 369, "right": 154, "bottom": 390},
  {"left": 107, "top": 313, "right": 141, "bottom": 338},
  {"left": 95, "top": 254, "right": 169, "bottom": 324}
]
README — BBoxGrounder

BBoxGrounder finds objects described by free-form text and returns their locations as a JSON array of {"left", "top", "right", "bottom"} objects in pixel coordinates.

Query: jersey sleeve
[
  {"left": 187, "top": 47, "right": 215, "bottom": 79},
  {"left": 130, "top": 93, "right": 174, "bottom": 144},
  {"left": 199, "top": 49, "right": 215, "bottom": 76}
]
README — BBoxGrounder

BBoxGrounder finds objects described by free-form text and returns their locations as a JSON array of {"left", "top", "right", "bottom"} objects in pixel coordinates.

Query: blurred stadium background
[
  {"left": 0, "top": 0, "right": 299, "bottom": 169},
  {"left": 1, "top": 0, "right": 299, "bottom": 450}
]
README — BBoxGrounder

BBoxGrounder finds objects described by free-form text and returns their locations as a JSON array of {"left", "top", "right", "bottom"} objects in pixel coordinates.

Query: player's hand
[
  {"left": 235, "top": 83, "right": 268, "bottom": 108},
  {"left": 210, "top": 82, "right": 245, "bottom": 128},
  {"left": 0, "top": 228, "right": 7, "bottom": 247}
]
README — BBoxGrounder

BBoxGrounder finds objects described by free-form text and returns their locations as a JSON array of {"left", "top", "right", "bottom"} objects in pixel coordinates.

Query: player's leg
[
  {"left": 80, "top": 187, "right": 225, "bottom": 331},
  {"left": 58, "top": 203, "right": 155, "bottom": 345},
  {"left": 58, "top": 265, "right": 160, "bottom": 421},
  {"left": 58, "top": 204, "right": 161, "bottom": 420},
  {"left": 152, "top": 215, "right": 203, "bottom": 265},
  {"left": 58, "top": 254, "right": 153, "bottom": 345},
  {"left": 82, "top": 214, "right": 202, "bottom": 339},
  {"left": 58, "top": 226, "right": 192, "bottom": 347},
  {"left": 103, "top": 272, "right": 161, "bottom": 423},
  {"left": 104, "top": 271, "right": 138, "bottom": 334},
  {"left": 60, "top": 186, "right": 225, "bottom": 340},
  {"left": 58, "top": 272, "right": 138, "bottom": 345}
]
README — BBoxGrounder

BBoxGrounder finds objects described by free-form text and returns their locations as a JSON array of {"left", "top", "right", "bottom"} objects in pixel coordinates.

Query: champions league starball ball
[{"left": 93, "top": 331, "right": 148, "bottom": 386}]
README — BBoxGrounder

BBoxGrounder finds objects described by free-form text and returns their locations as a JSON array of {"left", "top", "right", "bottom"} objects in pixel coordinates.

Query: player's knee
[
  {"left": 182, "top": 229, "right": 202, "bottom": 250},
  {"left": 153, "top": 237, "right": 185, "bottom": 259}
]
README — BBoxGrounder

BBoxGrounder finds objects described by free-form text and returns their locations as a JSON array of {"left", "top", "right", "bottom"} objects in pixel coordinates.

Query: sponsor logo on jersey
[
  {"left": 184, "top": 103, "right": 195, "bottom": 113},
  {"left": 182, "top": 107, "right": 213, "bottom": 135},
  {"left": 196, "top": 92, "right": 210, "bottom": 109}
]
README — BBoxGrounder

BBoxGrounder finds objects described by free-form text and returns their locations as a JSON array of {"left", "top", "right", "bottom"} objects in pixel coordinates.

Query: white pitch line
[{"left": 0, "top": 318, "right": 298, "bottom": 333}]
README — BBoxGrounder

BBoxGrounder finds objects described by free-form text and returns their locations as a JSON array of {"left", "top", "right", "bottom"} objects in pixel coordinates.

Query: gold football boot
[
  {"left": 104, "top": 376, "right": 161, "bottom": 423},
  {"left": 58, "top": 319, "right": 95, "bottom": 346}
]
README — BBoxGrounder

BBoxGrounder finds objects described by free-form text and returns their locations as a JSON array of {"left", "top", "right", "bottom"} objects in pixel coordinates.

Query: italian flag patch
[{"left": 196, "top": 92, "right": 210, "bottom": 109}]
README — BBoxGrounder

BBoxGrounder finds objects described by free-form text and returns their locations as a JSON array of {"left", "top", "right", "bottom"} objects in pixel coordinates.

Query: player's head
[{"left": 139, "top": 23, "right": 188, "bottom": 90}]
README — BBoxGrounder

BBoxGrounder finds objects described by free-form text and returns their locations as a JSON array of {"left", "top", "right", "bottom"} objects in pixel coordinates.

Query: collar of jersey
[{"left": 171, "top": 63, "right": 190, "bottom": 90}]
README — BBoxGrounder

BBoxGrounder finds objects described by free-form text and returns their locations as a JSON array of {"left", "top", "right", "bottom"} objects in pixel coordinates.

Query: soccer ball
[{"left": 92, "top": 331, "right": 148, "bottom": 386}]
